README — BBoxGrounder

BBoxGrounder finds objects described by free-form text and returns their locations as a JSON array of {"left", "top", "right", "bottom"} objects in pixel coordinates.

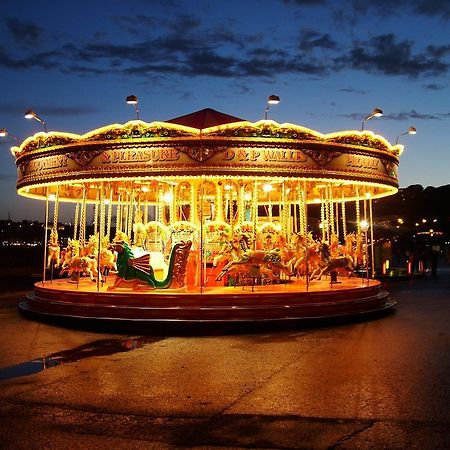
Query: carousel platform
[{"left": 19, "top": 278, "right": 395, "bottom": 324}]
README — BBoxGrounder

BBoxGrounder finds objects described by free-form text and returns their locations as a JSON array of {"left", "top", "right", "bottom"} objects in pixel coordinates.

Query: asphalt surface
[{"left": 0, "top": 265, "right": 449, "bottom": 449}]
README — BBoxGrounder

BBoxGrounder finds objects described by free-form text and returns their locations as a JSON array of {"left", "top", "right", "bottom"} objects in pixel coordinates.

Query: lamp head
[
  {"left": 25, "top": 110, "right": 36, "bottom": 119},
  {"left": 408, "top": 126, "right": 417, "bottom": 135},
  {"left": 372, "top": 107, "right": 383, "bottom": 118},
  {"left": 268, "top": 95, "right": 280, "bottom": 105},
  {"left": 126, "top": 95, "right": 138, "bottom": 105},
  {"left": 0, "top": 128, "right": 7, "bottom": 137}
]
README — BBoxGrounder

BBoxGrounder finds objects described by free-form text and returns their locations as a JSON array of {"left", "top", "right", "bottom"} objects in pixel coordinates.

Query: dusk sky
[{"left": 1, "top": 0, "right": 449, "bottom": 221}]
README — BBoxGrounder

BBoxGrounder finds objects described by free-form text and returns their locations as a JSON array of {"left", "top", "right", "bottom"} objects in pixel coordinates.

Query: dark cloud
[
  {"left": 385, "top": 109, "right": 450, "bottom": 121},
  {"left": 414, "top": 0, "right": 450, "bottom": 19},
  {"left": 1, "top": 10, "right": 448, "bottom": 82},
  {"left": 339, "top": 87, "right": 367, "bottom": 94},
  {"left": 423, "top": 83, "right": 445, "bottom": 90},
  {"left": 426, "top": 44, "right": 450, "bottom": 58},
  {"left": 299, "top": 29, "right": 337, "bottom": 51},
  {"left": 5, "top": 18, "right": 44, "bottom": 46},
  {"left": 62, "top": 65, "right": 109, "bottom": 76},
  {"left": 0, "top": 103, "right": 99, "bottom": 117},
  {"left": 282, "top": 0, "right": 450, "bottom": 20},
  {"left": 338, "top": 34, "right": 449, "bottom": 78},
  {"left": 0, "top": 47, "right": 61, "bottom": 70},
  {"left": 339, "top": 112, "right": 364, "bottom": 120}
]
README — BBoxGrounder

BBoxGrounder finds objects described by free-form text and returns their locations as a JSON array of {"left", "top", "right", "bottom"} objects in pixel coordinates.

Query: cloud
[
  {"left": 282, "top": 0, "right": 450, "bottom": 21},
  {"left": 0, "top": 47, "right": 60, "bottom": 70},
  {"left": 414, "top": 0, "right": 450, "bottom": 19},
  {"left": 0, "top": 103, "right": 100, "bottom": 117},
  {"left": 5, "top": 18, "right": 44, "bottom": 46},
  {"left": 1, "top": 10, "right": 448, "bottom": 82},
  {"left": 299, "top": 29, "right": 337, "bottom": 51},
  {"left": 385, "top": 109, "right": 450, "bottom": 121},
  {"left": 426, "top": 44, "right": 450, "bottom": 58},
  {"left": 340, "top": 109, "right": 450, "bottom": 121},
  {"left": 338, "top": 34, "right": 449, "bottom": 78},
  {"left": 339, "top": 87, "right": 367, "bottom": 94},
  {"left": 422, "top": 83, "right": 446, "bottom": 90}
]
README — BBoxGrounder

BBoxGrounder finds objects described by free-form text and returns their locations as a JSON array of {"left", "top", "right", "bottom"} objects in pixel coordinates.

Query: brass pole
[
  {"left": 42, "top": 187, "right": 49, "bottom": 286},
  {"left": 369, "top": 195, "right": 375, "bottom": 278}
]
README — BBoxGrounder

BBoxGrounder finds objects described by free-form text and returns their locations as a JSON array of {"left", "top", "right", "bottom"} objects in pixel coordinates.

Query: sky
[{"left": 0, "top": 0, "right": 449, "bottom": 221}]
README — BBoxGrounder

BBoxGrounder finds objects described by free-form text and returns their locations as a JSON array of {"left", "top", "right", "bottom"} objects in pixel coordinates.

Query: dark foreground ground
[{"left": 0, "top": 265, "right": 449, "bottom": 449}]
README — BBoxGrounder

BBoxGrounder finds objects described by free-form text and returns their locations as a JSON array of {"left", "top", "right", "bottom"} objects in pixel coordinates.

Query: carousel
[{"left": 12, "top": 106, "right": 402, "bottom": 323}]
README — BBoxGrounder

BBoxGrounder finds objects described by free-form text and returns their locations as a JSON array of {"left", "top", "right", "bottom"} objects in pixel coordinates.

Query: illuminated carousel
[{"left": 13, "top": 107, "right": 402, "bottom": 323}]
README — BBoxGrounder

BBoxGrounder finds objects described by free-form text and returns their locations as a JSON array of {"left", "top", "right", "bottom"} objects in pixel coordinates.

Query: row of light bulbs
[{"left": 0, "top": 95, "right": 416, "bottom": 146}]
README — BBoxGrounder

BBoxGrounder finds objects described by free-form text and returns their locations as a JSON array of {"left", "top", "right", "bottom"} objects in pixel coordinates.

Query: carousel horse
[
  {"left": 133, "top": 221, "right": 146, "bottom": 249},
  {"left": 88, "top": 235, "right": 117, "bottom": 277},
  {"left": 212, "top": 234, "right": 249, "bottom": 267},
  {"left": 310, "top": 242, "right": 354, "bottom": 280},
  {"left": 285, "top": 233, "right": 308, "bottom": 275},
  {"left": 108, "top": 240, "right": 192, "bottom": 290},
  {"left": 216, "top": 248, "right": 292, "bottom": 283},
  {"left": 47, "top": 229, "right": 60, "bottom": 268},
  {"left": 338, "top": 233, "right": 356, "bottom": 258},
  {"left": 286, "top": 234, "right": 323, "bottom": 278},
  {"left": 60, "top": 239, "right": 96, "bottom": 281}
]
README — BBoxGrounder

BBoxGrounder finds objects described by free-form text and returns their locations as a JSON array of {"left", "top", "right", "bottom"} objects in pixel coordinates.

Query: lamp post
[
  {"left": 264, "top": 95, "right": 280, "bottom": 120},
  {"left": 126, "top": 95, "right": 140, "bottom": 120},
  {"left": 25, "top": 110, "right": 47, "bottom": 132},
  {"left": 0, "top": 128, "right": 19, "bottom": 143},
  {"left": 395, "top": 126, "right": 416, "bottom": 144},
  {"left": 0, "top": 129, "right": 20, "bottom": 156},
  {"left": 361, "top": 107, "right": 383, "bottom": 131}
]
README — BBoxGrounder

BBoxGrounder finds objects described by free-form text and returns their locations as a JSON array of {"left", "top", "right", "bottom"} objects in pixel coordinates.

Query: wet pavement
[{"left": 0, "top": 265, "right": 449, "bottom": 449}]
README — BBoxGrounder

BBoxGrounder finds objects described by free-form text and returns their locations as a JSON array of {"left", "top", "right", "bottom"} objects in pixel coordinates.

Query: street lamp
[
  {"left": 25, "top": 110, "right": 47, "bottom": 132},
  {"left": 395, "top": 126, "right": 416, "bottom": 145},
  {"left": 361, "top": 107, "right": 383, "bottom": 131},
  {"left": 0, "top": 128, "right": 19, "bottom": 142},
  {"left": 126, "top": 95, "right": 140, "bottom": 120},
  {"left": 264, "top": 95, "right": 280, "bottom": 120},
  {"left": 0, "top": 129, "right": 21, "bottom": 156}
]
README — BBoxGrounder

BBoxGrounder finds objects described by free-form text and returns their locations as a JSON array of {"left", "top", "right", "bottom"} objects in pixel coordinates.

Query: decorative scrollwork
[
  {"left": 302, "top": 149, "right": 342, "bottom": 166},
  {"left": 66, "top": 149, "right": 104, "bottom": 167},
  {"left": 21, "top": 135, "right": 78, "bottom": 153},
  {"left": 171, "top": 240, "right": 192, "bottom": 287},
  {"left": 179, "top": 145, "right": 227, "bottom": 162},
  {"left": 380, "top": 159, "right": 397, "bottom": 177},
  {"left": 329, "top": 134, "right": 389, "bottom": 151},
  {"left": 18, "top": 161, "right": 29, "bottom": 176}
]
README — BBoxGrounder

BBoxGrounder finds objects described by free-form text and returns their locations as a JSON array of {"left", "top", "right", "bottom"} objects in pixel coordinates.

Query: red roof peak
[{"left": 167, "top": 108, "right": 244, "bottom": 129}]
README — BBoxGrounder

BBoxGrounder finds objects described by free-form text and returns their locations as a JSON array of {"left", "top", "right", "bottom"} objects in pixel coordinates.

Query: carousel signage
[
  {"left": 26, "top": 154, "right": 68, "bottom": 172},
  {"left": 102, "top": 147, "right": 180, "bottom": 164}
]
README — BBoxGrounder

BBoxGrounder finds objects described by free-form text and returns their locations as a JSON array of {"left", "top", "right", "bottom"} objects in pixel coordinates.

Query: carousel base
[{"left": 19, "top": 277, "right": 395, "bottom": 325}]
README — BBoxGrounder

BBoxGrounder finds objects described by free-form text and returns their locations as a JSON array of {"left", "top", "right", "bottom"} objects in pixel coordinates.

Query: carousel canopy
[
  {"left": 167, "top": 108, "right": 243, "bottom": 129},
  {"left": 12, "top": 108, "right": 403, "bottom": 204}
]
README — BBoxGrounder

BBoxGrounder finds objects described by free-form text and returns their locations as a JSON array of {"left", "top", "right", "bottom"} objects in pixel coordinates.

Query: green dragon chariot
[{"left": 108, "top": 240, "right": 192, "bottom": 290}]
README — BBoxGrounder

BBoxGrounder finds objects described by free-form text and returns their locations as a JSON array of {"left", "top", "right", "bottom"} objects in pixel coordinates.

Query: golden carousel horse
[{"left": 47, "top": 229, "right": 60, "bottom": 268}]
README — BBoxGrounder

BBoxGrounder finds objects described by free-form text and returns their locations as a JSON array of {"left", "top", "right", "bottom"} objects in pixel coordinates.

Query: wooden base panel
[{"left": 19, "top": 278, "right": 395, "bottom": 324}]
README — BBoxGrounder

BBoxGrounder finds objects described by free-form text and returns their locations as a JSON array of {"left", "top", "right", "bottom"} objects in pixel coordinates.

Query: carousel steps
[{"left": 20, "top": 283, "right": 394, "bottom": 323}]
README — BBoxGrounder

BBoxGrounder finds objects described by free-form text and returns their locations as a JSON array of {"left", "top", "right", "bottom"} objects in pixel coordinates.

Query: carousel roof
[{"left": 167, "top": 108, "right": 244, "bottom": 129}]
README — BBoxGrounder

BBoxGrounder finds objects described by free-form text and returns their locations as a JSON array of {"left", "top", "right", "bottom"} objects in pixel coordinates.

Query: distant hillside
[{"left": 373, "top": 185, "right": 450, "bottom": 232}]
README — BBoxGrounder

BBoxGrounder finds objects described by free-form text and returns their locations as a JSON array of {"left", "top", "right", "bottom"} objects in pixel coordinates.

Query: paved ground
[{"left": 0, "top": 266, "right": 449, "bottom": 449}]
